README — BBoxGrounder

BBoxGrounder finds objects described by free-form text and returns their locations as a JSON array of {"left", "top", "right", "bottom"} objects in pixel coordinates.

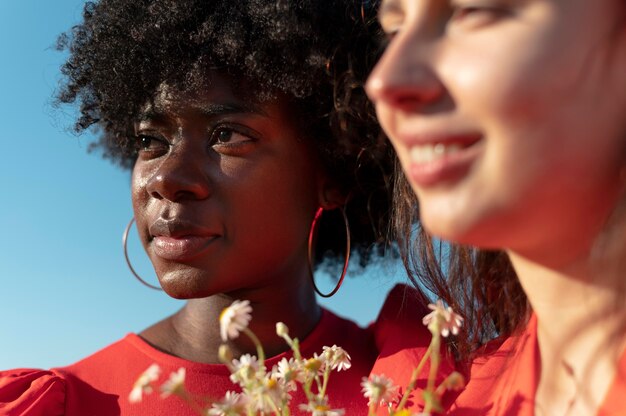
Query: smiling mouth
[
  {"left": 409, "top": 142, "right": 466, "bottom": 163},
  {"left": 152, "top": 235, "right": 220, "bottom": 261},
  {"left": 403, "top": 136, "right": 484, "bottom": 187}
]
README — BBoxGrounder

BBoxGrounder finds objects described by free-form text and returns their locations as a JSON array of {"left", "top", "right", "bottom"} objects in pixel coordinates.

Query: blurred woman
[{"left": 367, "top": 0, "right": 626, "bottom": 414}]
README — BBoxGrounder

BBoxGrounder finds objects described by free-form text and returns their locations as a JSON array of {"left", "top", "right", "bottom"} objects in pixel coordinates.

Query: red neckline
[{"left": 122, "top": 308, "right": 331, "bottom": 373}]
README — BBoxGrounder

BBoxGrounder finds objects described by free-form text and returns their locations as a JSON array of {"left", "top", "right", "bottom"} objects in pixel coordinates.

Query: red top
[
  {"left": 369, "top": 284, "right": 457, "bottom": 413},
  {"left": 0, "top": 308, "right": 376, "bottom": 416},
  {"left": 370, "top": 285, "right": 626, "bottom": 415}
]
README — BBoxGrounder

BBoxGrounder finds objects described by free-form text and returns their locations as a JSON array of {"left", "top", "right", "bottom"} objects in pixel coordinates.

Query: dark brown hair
[{"left": 55, "top": 0, "right": 395, "bottom": 268}]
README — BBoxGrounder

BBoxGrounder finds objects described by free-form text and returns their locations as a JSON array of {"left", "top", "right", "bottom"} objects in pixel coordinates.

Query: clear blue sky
[{"left": 0, "top": 0, "right": 406, "bottom": 370}]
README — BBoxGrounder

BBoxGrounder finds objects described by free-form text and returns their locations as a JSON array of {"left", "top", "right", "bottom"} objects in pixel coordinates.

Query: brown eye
[
  {"left": 137, "top": 135, "right": 153, "bottom": 149},
  {"left": 209, "top": 126, "right": 257, "bottom": 156},
  {"left": 135, "top": 134, "right": 169, "bottom": 156},
  {"left": 452, "top": 6, "right": 489, "bottom": 19},
  {"left": 449, "top": 2, "right": 510, "bottom": 29},
  {"left": 216, "top": 129, "right": 234, "bottom": 144},
  {"left": 210, "top": 127, "right": 253, "bottom": 147}
]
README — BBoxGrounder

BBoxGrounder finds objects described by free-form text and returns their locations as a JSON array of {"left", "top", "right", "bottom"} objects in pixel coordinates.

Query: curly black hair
[{"left": 56, "top": 0, "right": 394, "bottom": 268}]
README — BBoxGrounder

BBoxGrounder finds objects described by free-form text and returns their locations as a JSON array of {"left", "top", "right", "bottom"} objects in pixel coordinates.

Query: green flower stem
[
  {"left": 290, "top": 338, "right": 302, "bottom": 362},
  {"left": 367, "top": 401, "right": 378, "bottom": 416},
  {"left": 242, "top": 327, "right": 266, "bottom": 365},
  {"left": 423, "top": 331, "right": 441, "bottom": 414},
  {"left": 315, "top": 374, "right": 323, "bottom": 394},
  {"left": 395, "top": 343, "right": 432, "bottom": 412},
  {"left": 302, "top": 377, "right": 316, "bottom": 403},
  {"left": 319, "top": 367, "right": 331, "bottom": 398},
  {"left": 280, "top": 332, "right": 295, "bottom": 350},
  {"left": 267, "top": 396, "right": 282, "bottom": 416},
  {"left": 427, "top": 335, "right": 440, "bottom": 392}
]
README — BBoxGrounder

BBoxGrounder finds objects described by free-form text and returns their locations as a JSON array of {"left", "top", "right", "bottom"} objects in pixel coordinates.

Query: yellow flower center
[
  {"left": 219, "top": 308, "right": 229, "bottom": 321},
  {"left": 304, "top": 358, "right": 322, "bottom": 371}
]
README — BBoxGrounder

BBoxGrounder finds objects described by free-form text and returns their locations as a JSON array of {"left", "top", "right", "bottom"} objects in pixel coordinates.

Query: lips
[
  {"left": 149, "top": 218, "right": 220, "bottom": 261},
  {"left": 397, "top": 132, "right": 484, "bottom": 187}
]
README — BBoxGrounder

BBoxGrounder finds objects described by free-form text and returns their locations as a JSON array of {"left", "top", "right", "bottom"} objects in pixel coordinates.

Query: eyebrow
[
  {"left": 138, "top": 101, "right": 268, "bottom": 122},
  {"left": 193, "top": 102, "right": 268, "bottom": 118}
]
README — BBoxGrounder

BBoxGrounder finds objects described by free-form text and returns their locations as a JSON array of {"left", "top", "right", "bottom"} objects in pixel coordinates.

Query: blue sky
[{"left": 0, "top": 0, "right": 406, "bottom": 370}]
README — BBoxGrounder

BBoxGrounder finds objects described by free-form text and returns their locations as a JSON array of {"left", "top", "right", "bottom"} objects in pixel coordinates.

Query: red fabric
[
  {"left": 599, "top": 350, "right": 626, "bottom": 416},
  {"left": 0, "top": 370, "right": 65, "bottom": 416},
  {"left": 446, "top": 315, "right": 539, "bottom": 416},
  {"left": 369, "top": 284, "right": 457, "bottom": 414},
  {"left": 371, "top": 288, "right": 626, "bottom": 415},
  {"left": 448, "top": 314, "right": 626, "bottom": 415},
  {"left": 0, "top": 308, "right": 376, "bottom": 415}
]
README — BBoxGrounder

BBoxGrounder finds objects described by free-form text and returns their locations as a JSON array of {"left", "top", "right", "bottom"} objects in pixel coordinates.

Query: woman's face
[
  {"left": 367, "top": 0, "right": 626, "bottom": 257},
  {"left": 132, "top": 73, "right": 328, "bottom": 298}
]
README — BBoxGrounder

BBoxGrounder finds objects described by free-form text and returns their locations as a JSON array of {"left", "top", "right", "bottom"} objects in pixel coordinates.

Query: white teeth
[{"left": 409, "top": 143, "right": 462, "bottom": 164}]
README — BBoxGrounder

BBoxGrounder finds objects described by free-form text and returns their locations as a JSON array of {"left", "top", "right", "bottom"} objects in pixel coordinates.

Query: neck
[
  {"left": 508, "top": 246, "right": 626, "bottom": 414},
  {"left": 140, "top": 272, "right": 321, "bottom": 364}
]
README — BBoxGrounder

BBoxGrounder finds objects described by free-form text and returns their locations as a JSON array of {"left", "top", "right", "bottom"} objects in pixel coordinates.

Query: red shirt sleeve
[{"left": 0, "top": 369, "right": 65, "bottom": 416}]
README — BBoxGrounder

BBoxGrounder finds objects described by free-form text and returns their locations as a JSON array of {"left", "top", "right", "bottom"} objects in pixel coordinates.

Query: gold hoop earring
[
  {"left": 307, "top": 206, "right": 351, "bottom": 298},
  {"left": 123, "top": 217, "right": 163, "bottom": 291}
]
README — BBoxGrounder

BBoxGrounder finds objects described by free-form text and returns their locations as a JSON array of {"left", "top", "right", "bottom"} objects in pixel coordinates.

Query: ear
[{"left": 317, "top": 176, "right": 347, "bottom": 210}]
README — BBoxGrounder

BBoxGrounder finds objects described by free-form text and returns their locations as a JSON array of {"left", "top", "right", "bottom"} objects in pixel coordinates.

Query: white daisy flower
[
  {"left": 128, "top": 363, "right": 161, "bottom": 403},
  {"left": 220, "top": 300, "right": 253, "bottom": 341},
  {"left": 160, "top": 367, "right": 186, "bottom": 398},
  {"left": 246, "top": 375, "right": 291, "bottom": 413},
  {"left": 422, "top": 299, "right": 464, "bottom": 337},
  {"left": 229, "top": 354, "right": 261, "bottom": 385},
  {"left": 322, "top": 345, "right": 352, "bottom": 372},
  {"left": 208, "top": 391, "right": 248, "bottom": 416},
  {"left": 271, "top": 357, "right": 304, "bottom": 390},
  {"left": 302, "top": 353, "right": 326, "bottom": 379},
  {"left": 361, "top": 374, "right": 399, "bottom": 407}
]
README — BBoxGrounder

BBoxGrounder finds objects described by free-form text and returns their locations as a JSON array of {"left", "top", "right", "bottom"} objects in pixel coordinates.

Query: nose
[
  {"left": 145, "top": 145, "right": 212, "bottom": 202},
  {"left": 366, "top": 30, "right": 444, "bottom": 112}
]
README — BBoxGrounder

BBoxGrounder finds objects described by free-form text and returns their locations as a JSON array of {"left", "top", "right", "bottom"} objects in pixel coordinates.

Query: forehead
[{"left": 138, "top": 72, "right": 271, "bottom": 120}]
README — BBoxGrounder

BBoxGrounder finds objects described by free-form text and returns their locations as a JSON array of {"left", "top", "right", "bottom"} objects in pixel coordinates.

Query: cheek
[
  {"left": 443, "top": 22, "right": 575, "bottom": 128},
  {"left": 221, "top": 152, "right": 320, "bottom": 244},
  {"left": 375, "top": 105, "right": 398, "bottom": 143},
  {"left": 131, "top": 166, "right": 148, "bottom": 212},
  {"left": 130, "top": 164, "right": 154, "bottom": 244}
]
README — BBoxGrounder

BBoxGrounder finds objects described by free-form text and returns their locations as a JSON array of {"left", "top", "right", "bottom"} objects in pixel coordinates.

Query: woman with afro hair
[{"left": 0, "top": 0, "right": 396, "bottom": 414}]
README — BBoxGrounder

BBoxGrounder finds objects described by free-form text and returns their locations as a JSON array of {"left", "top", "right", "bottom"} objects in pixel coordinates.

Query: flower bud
[
  {"left": 443, "top": 371, "right": 465, "bottom": 391},
  {"left": 218, "top": 344, "right": 234, "bottom": 363},
  {"left": 276, "top": 322, "right": 289, "bottom": 337}
]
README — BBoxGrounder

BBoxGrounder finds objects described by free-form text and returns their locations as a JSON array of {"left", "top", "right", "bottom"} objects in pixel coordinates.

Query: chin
[
  {"left": 420, "top": 210, "right": 466, "bottom": 242},
  {"left": 420, "top": 212, "right": 488, "bottom": 248},
  {"left": 157, "top": 270, "right": 216, "bottom": 299}
]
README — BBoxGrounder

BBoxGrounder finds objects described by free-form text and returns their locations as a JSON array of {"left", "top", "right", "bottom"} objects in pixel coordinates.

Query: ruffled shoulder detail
[
  {"left": 369, "top": 284, "right": 459, "bottom": 413},
  {"left": 0, "top": 369, "right": 65, "bottom": 416},
  {"left": 371, "top": 283, "right": 432, "bottom": 352}
]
